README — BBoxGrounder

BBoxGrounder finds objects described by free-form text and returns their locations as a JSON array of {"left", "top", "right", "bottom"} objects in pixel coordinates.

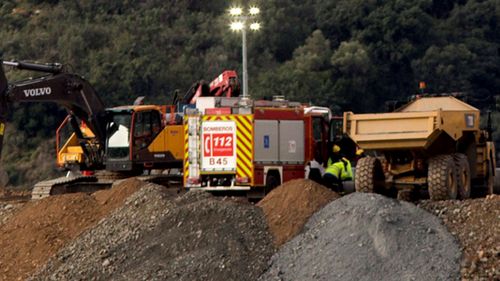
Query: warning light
[
  {"left": 187, "top": 177, "right": 200, "bottom": 185},
  {"left": 236, "top": 177, "right": 249, "bottom": 183}
]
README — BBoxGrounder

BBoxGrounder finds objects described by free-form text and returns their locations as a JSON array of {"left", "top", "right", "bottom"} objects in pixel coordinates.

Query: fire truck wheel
[
  {"left": 355, "top": 157, "right": 385, "bottom": 193},
  {"left": 453, "top": 153, "right": 471, "bottom": 199},
  {"left": 266, "top": 171, "right": 281, "bottom": 190},
  {"left": 428, "top": 154, "right": 458, "bottom": 201}
]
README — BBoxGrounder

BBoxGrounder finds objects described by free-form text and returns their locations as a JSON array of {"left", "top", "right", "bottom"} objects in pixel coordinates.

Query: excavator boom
[
  {"left": 2, "top": 60, "right": 62, "bottom": 74},
  {"left": 0, "top": 60, "right": 107, "bottom": 166}
]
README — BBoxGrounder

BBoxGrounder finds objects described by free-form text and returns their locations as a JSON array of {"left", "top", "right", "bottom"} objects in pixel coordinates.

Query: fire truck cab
[{"left": 183, "top": 96, "right": 342, "bottom": 194}]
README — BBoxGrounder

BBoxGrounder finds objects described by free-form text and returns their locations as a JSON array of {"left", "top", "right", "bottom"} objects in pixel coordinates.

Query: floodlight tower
[{"left": 229, "top": 6, "right": 261, "bottom": 99}]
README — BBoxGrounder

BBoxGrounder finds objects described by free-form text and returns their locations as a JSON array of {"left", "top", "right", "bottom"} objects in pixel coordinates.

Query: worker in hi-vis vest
[{"left": 323, "top": 144, "right": 353, "bottom": 192}]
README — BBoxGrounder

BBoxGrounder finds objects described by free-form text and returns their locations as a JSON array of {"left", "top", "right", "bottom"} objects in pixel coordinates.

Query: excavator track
[
  {"left": 31, "top": 176, "right": 113, "bottom": 200},
  {"left": 31, "top": 172, "right": 183, "bottom": 200}
]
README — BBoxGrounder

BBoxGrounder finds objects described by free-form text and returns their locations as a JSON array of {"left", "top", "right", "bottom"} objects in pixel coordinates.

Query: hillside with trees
[{"left": 0, "top": 0, "right": 499, "bottom": 188}]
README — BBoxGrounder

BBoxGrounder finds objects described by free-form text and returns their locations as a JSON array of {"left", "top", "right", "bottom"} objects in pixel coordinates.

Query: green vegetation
[{"left": 0, "top": 0, "right": 499, "bottom": 187}]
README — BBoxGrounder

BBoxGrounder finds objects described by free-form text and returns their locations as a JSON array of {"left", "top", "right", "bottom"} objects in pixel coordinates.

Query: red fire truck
[{"left": 183, "top": 96, "right": 344, "bottom": 194}]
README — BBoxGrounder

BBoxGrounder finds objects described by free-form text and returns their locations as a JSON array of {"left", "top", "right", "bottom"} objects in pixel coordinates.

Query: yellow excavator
[{"left": 0, "top": 60, "right": 185, "bottom": 198}]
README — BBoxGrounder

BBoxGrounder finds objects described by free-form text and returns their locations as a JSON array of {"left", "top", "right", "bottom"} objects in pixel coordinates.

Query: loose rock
[
  {"left": 260, "top": 193, "right": 461, "bottom": 281},
  {"left": 419, "top": 195, "right": 500, "bottom": 280},
  {"left": 31, "top": 186, "right": 274, "bottom": 281}
]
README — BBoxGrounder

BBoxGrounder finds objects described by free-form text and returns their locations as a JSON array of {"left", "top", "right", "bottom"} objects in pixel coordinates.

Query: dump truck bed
[{"left": 343, "top": 97, "right": 480, "bottom": 150}]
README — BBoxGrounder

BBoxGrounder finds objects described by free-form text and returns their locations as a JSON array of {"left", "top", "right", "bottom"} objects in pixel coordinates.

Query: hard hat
[
  {"left": 332, "top": 145, "right": 341, "bottom": 153},
  {"left": 356, "top": 149, "right": 364, "bottom": 156}
]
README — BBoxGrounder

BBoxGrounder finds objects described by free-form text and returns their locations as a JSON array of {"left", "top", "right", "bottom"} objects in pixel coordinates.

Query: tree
[
  {"left": 412, "top": 44, "right": 477, "bottom": 93},
  {"left": 258, "top": 0, "right": 316, "bottom": 62},
  {"left": 330, "top": 40, "right": 376, "bottom": 112},
  {"left": 253, "top": 30, "right": 335, "bottom": 108},
  {"left": 293, "top": 30, "right": 333, "bottom": 71}
]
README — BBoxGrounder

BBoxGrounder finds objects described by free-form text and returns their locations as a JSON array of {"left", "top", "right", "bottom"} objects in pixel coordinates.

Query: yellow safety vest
[{"left": 326, "top": 157, "right": 353, "bottom": 181}]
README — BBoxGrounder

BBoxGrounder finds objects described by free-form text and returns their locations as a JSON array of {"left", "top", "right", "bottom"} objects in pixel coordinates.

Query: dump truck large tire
[
  {"left": 453, "top": 153, "right": 471, "bottom": 199},
  {"left": 355, "top": 157, "right": 385, "bottom": 193},
  {"left": 428, "top": 155, "right": 458, "bottom": 201}
]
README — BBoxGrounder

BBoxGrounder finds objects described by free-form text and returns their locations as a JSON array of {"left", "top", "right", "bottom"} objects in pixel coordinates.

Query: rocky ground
[
  {"left": 31, "top": 185, "right": 273, "bottom": 281},
  {"left": 419, "top": 195, "right": 500, "bottom": 280},
  {"left": 0, "top": 179, "right": 497, "bottom": 281}
]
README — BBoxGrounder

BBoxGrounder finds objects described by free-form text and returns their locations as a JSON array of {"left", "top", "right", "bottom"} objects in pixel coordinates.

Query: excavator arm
[{"left": 0, "top": 60, "right": 107, "bottom": 167}]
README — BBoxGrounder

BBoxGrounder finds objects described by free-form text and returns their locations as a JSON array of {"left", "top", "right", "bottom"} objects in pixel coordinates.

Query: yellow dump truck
[{"left": 343, "top": 96, "right": 496, "bottom": 200}]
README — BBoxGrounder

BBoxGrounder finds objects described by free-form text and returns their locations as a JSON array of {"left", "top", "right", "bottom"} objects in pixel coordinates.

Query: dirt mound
[
  {"left": 257, "top": 179, "right": 339, "bottom": 246},
  {"left": 260, "top": 193, "right": 461, "bottom": 281},
  {"left": 31, "top": 187, "right": 274, "bottom": 281},
  {"left": 0, "top": 178, "right": 144, "bottom": 280},
  {"left": 93, "top": 178, "right": 145, "bottom": 211},
  {"left": 419, "top": 195, "right": 500, "bottom": 280}
]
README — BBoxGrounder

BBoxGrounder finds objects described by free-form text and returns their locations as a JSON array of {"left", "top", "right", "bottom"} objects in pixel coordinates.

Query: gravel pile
[
  {"left": 0, "top": 178, "right": 144, "bottom": 280},
  {"left": 260, "top": 193, "right": 461, "bottom": 281},
  {"left": 419, "top": 195, "right": 500, "bottom": 280},
  {"left": 31, "top": 185, "right": 274, "bottom": 281},
  {"left": 257, "top": 179, "right": 339, "bottom": 246}
]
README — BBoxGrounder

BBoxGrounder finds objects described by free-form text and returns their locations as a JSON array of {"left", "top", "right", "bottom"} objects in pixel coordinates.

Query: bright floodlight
[
  {"left": 249, "top": 7, "right": 260, "bottom": 15},
  {"left": 229, "top": 7, "right": 243, "bottom": 16},
  {"left": 250, "top": 22, "right": 261, "bottom": 30},
  {"left": 230, "top": 21, "right": 244, "bottom": 31}
]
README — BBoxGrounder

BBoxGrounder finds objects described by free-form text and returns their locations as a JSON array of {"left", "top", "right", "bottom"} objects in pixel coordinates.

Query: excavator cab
[
  {"left": 104, "top": 106, "right": 183, "bottom": 173},
  {"left": 57, "top": 105, "right": 183, "bottom": 174},
  {"left": 106, "top": 112, "right": 132, "bottom": 160}
]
